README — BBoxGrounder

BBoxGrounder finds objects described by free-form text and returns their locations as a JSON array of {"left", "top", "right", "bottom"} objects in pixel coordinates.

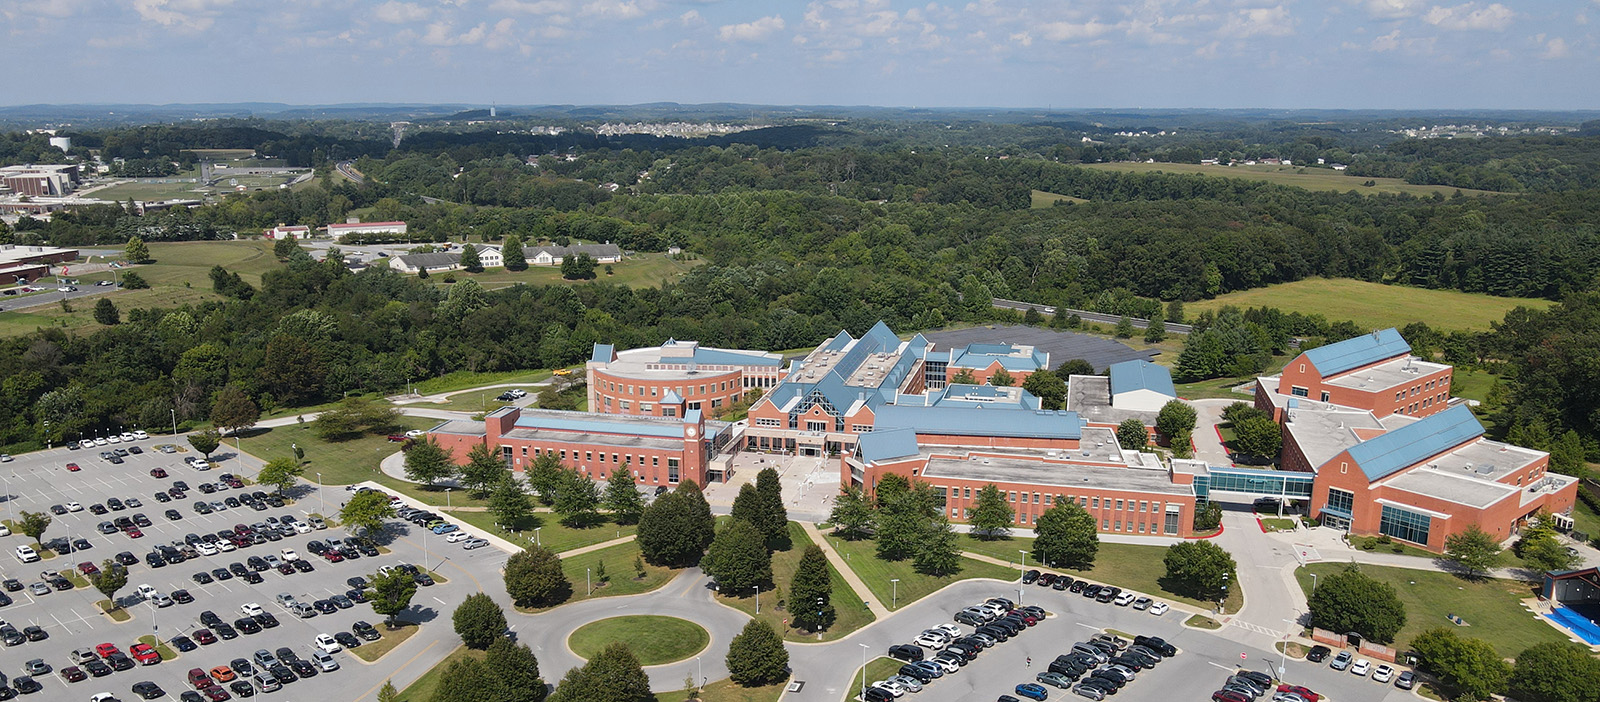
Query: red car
[
  {"left": 150, "top": 467, "right": 167, "bottom": 478},
  {"left": 322, "top": 551, "right": 344, "bottom": 563},
  {"left": 77, "top": 562, "right": 100, "bottom": 576},
  {"left": 202, "top": 686, "right": 232, "bottom": 701},
  {"left": 188, "top": 667, "right": 214, "bottom": 689},
  {"left": 1213, "top": 691, "right": 1250, "bottom": 702},
  {"left": 193, "top": 629, "right": 217, "bottom": 645},
  {"left": 66, "top": 462, "right": 80, "bottom": 472},
  {"left": 125, "top": 528, "right": 143, "bottom": 539},
  {"left": 95, "top": 642, "right": 122, "bottom": 658},
  {"left": 1276, "top": 685, "right": 1320, "bottom": 702},
  {"left": 130, "top": 643, "right": 161, "bottom": 665}
]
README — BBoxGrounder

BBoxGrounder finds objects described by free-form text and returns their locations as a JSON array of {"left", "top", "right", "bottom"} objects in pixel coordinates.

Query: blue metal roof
[
  {"left": 514, "top": 413, "right": 684, "bottom": 439},
  {"left": 948, "top": 343, "right": 1049, "bottom": 373},
  {"left": 692, "top": 347, "right": 783, "bottom": 367},
  {"left": 591, "top": 343, "right": 615, "bottom": 363},
  {"left": 874, "top": 405, "right": 1082, "bottom": 440},
  {"left": 856, "top": 428, "right": 921, "bottom": 463},
  {"left": 1108, "top": 360, "right": 1176, "bottom": 398},
  {"left": 1303, "top": 328, "right": 1411, "bottom": 377},
  {"left": 1345, "top": 405, "right": 1484, "bottom": 481}
]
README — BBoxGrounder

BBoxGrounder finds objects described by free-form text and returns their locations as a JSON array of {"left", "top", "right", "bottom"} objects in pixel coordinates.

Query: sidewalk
[{"left": 799, "top": 521, "right": 892, "bottom": 620}]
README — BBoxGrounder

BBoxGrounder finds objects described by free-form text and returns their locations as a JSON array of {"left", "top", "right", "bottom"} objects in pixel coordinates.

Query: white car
[
  {"left": 216, "top": 540, "right": 236, "bottom": 552},
  {"left": 927, "top": 657, "right": 959, "bottom": 674},
  {"left": 65, "top": 502, "right": 83, "bottom": 512},
  {"left": 293, "top": 522, "right": 313, "bottom": 534},
  {"left": 871, "top": 681, "right": 906, "bottom": 698},
  {"left": 106, "top": 435, "right": 121, "bottom": 444},
  {"left": 14, "top": 545, "right": 39, "bottom": 563},
  {"left": 1113, "top": 592, "right": 1137, "bottom": 606},
  {"left": 0, "top": 524, "right": 8, "bottom": 537},
  {"left": 195, "top": 543, "right": 218, "bottom": 556},
  {"left": 405, "top": 429, "right": 426, "bottom": 438},
  {"left": 93, "top": 437, "right": 107, "bottom": 446},
  {"left": 119, "top": 433, "right": 136, "bottom": 442},
  {"left": 445, "top": 531, "right": 471, "bottom": 543},
  {"left": 241, "top": 603, "right": 264, "bottom": 617},
  {"left": 1148, "top": 602, "right": 1169, "bottom": 616},
  {"left": 1351, "top": 660, "right": 1371, "bottom": 677},
  {"left": 933, "top": 623, "right": 962, "bottom": 639},
  {"left": 912, "top": 633, "right": 947, "bottom": 650},
  {"left": 1372, "top": 664, "right": 1394, "bottom": 683},
  {"left": 135, "top": 584, "right": 158, "bottom": 600},
  {"left": 280, "top": 548, "right": 300, "bottom": 562},
  {"left": 314, "top": 633, "right": 342, "bottom": 653},
  {"left": 132, "top": 430, "right": 149, "bottom": 440}
]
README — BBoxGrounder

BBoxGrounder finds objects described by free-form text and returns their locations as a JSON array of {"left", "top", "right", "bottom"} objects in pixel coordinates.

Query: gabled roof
[
  {"left": 591, "top": 343, "right": 616, "bottom": 363},
  {"left": 1345, "top": 405, "right": 1484, "bottom": 481},
  {"left": 856, "top": 428, "right": 921, "bottom": 463},
  {"left": 661, "top": 390, "right": 684, "bottom": 404},
  {"left": 690, "top": 347, "right": 784, "bottom": 367},
  {"left": 1303, "top": 328, "right": 1411, "bottom": 377},
  {"left": 874, "top": 405, "right": 1083, "bottom": 440},
  {"left": 394, "top": 252, "right": 458, "bottom": 269},
  {"left": 1109, "top": 360, "right": 1176, "bottom": 398},
  {"left": 514, "top": 410, "right": 684, "bottom": 439}
]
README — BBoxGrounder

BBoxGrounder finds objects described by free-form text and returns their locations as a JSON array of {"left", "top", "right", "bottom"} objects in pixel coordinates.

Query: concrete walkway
[
  {"left": 1189, "top": 397, "right": 1239, "bottom": 467},
  {"left": 799, "top": 521, "right": 892, "bottom": 619},
  {"left": 389, "top": 377, "right": 557, "bottom": 407}
]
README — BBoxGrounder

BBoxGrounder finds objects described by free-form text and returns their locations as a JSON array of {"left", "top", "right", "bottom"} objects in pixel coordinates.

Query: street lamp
[
  {"left": 446, "top": 488, "right": 452, "bottom": 509},
  {"left": 170, "top": 408, "right": 177, "bottom": 437},
  {"left": 858, "top": 643, "right": 870, "bottom": 702},
  {"left": 1280, "top": 615, "right": 1298, "bottom": 680},
  {"left": 1018, "top": 550, "right": 1028, "bottom": 605},
  {"left": 317, "top": 472, "right": 323, "bottom": 515},
  {"left": 754, "top": 585, "right": 760, "bottom": 614},
  {"left": 43, "top": 421, "right": 49, "bottom": 450},
  {"left": 587, "top": 567, "right": 592, "bottom": 596},
  {"left": 1309, "top": 573, "right": 1318, "bottom": 600},
  {"left": 890, "top": 578, "right": 899, "bottom": 610},
  {"left": 534, "top": 527, "right": 542, "bottom": 547}
]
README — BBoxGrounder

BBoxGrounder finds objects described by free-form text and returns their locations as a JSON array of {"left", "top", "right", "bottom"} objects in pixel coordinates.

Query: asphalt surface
[
  {"left": 921, "top": 326, "right": 1158, "bottom": 372},
  {"left": 0, "top": 439, "right": 513, "bottom": 702},
  {"left": 0, "top": 282, "right": 120, "bottom": 313}
]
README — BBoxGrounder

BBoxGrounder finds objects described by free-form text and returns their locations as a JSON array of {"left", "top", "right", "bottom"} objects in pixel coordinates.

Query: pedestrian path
[{"left": 799, "top": 521, "right": 892, "bottom": 620}]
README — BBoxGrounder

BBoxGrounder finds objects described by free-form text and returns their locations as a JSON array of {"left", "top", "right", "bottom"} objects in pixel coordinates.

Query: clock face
[{"left": 686, "top": 427, "right": 697, "bottom": 438}]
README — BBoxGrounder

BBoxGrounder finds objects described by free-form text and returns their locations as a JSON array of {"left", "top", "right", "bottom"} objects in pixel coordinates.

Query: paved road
[
  {"left": 991, "top": 298, "right": 1194, "bottom": 334},
  {"left": 0, "top": 282, "right": 120, "bottom": 313},
  {"left": 1190, "top": 398, "right": 1238, "bottom": 467}
]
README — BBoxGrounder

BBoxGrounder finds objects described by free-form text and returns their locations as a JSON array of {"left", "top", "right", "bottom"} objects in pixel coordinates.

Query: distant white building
[
  {"left": 264, "top": 225, "right": 310, "bottom": 240},
  {"left": 325, "top": 220, "right": 408, "bottom": 240},
  {"left": 523, "top": 243, "right": 622, "bottom": 266}
]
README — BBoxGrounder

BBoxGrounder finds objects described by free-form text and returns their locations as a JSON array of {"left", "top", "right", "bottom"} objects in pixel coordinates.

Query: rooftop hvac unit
[
  {"left": 1462, "top": 462, "right": 1474, "bottom": 472},
  {"left": 1476, "top": 464, "right": 1494, "bottom": 475}
]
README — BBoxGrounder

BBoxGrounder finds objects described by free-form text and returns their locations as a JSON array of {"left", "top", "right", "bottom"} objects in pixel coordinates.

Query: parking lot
[
  {"left": 797, "top": 577, "right": 1421, "bottom": 702},
  {"left": 0, "top": 438, "right": 515, "bottom": 700}
]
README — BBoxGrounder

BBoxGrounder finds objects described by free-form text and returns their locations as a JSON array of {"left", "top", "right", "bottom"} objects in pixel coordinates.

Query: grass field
[
  {"left": 656, "top": 678, "right": 787, "bottom": 702},
  {"left": 444, "top": 509, "right": 636, "bottom": 554},
  {"left": 1080, "top": 162, "right": 1509, "bottom": 198},
  {"left": 412, "top": 368, "right": 558, "bottom": 396},
  {"left": 1449, "top": 367, "right": 1501, "bottom": 403},
  {"left": 1184, "top": 278, "right": 1551, "bottom": 332},
  {"left": 715, "top": 522, "right": 876, "bottom": 642},
  {"left": 568, "top": 615, "right": 709, "bottom": 665},
  {"left": 512, "top": 538, "right": 678, "bottom": 612},
  {"left": 395, "top": 645, "right": 479, "bottom": 702},
  {"left": 1294, "top": 563, "right": 1562, "bottom": 658},
  {"left": 426, "top": 253, "right": 696, "bottom": 292},
  {"left": 1030, "top": 190, "right": 1089, "bottom": 208},
  {"left": 848, "top": 657, "right": 907, "bottom": 697},
  {"left": 957, "top": 535, "right": 1244, "bottom": 613},
  {"left": 240, "top": 416, "right": 437, "bottom": 486},
  {"left": 828, "top": 535, "right": 1017, "bottom": 611}
]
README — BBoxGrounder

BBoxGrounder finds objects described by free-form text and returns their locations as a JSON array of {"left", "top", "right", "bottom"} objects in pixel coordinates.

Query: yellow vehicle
[{"left": 553, "top": 368, "right": 574, "bottom": 377}]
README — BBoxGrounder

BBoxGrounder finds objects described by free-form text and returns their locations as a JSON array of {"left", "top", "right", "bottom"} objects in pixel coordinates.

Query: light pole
[
  {"left": 317, "top": 472, "right": 323, "bottom": 516},
  {"left": 858, "top": 643, "right": 869, "bottom": 702},
  {"left": 587, "top": 567, "right": 592, "bottom": 596},
  {"left": 890, "top": 578, "right": 899, "bottom": 610},
  {"left": 446, "top": 488, "right": 451, "bottom": 509},
  {"left": 754, "top": 585, "right": 760, "bottom": 614},
  {"left": 1308, "top": 573, "right": 1318, "bottom": 600},
  {"left": 170, "top": 408, "right": 177, "bottom": 437},
  {"left": 1280, "top": 615, "right": 1298, "bottom": 680},
  {"left": 43, "top": 421, "right": 49, "bottom": 450},
  {"left": 1018, "top": 550, "right": 1027, "bottom": 605},
  {"left": 534, "top": 527, "right": 542, "bottom": 547},
  {"left": 696, "top": 656, "right": 703, "bottom": 689}
]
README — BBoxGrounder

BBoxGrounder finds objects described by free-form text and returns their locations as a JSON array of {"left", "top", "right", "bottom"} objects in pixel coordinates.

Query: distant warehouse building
[
  {"left": 0, "top": 164, "right": 79, "bottom": 197},
  {"left": 0, "top": 245, "right": 78, "bottom": 284},
  {"left": 325, "top": 220, "right": 408, "bottom": 240}
]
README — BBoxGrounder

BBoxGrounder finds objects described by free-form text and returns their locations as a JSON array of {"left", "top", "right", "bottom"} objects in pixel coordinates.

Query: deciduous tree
[
  {"left": 124, "top": 236, "right": 150, "bottom": 263},
  {"left": 1412, "top": 628, "right": 1510, "bottom": 701},
  {"left": 527, "top": 453, "right": 564, "bottom": 506},
  {"left": 502, "top": 235, "right": 528, "bottom": 271},
  {"left": 340, "top": 490, "right": 396, "bottom": 536},
  {"left": 452, "top": 592, "right": 508, "bottom": 649},
  {"left": 17, "top": 510, "right": 50, "bottom": 543},
  {"left": 210, "top": 385, "right": 260, "bottom": 436},
  {"left": 989, "top": 368, "right": 1014, "bottom": 387},
  {"left": 913, "top": 514, "right": 961, "bottom": 576},
  {"left": 603, "top": 465, "right": 645, "bottom": 525},
  {"left": 1115, "top": 418, "right": 1148, "bottom": 450},
  {"left": 552, "top": 469, "right": 600, "bottom": 527},
  {"left": 968, "top": 484, "right": 1014, "bottom": 539},
  {"left": 1162, "top": 540, "right": 1236, "bottom": 602},
  {"left": 488, "top": 474, "right": 534, "bottom": 528},
  {"left": 460, "top": 243, "right": 483, "bottom": 273},
  {"left": 256, "top": 456, "right": 303, "bottom": 494},
  {"left": 1231, "top": 415, "right": 1282, "bottom": 460},
  {"left": 484, "top": 637, "right": 547, "bottom": 702},
  {"left": 459, "top": 443, "right": 506, "bottom": 499},
  {"left": 1444, "top": 525, "right": 1502, "bottom": 579},
  {"left": 504, "top": 545, "right": 571, "bottom": 608},
  {"left": 367, "top": 568, "right": 418, "bottom": 628},
  {"left": 1306, "top": 564, "right": 1407, "bottom": 644},
  {"left": 1021, "top": 370, "right": 1067, "bottom": 410},
  {"left": 725, "top": 619, "right": 790, "bottom": 687},
  {"left": 548, "top": 642, "right": 652, "bottom": 702},
  {"left": 1033, "top": 501, "right": 1098, "bottom": 569},
  {"left": 703, "top": 518, "right": 771, "bottom": 594},
  {"left": 403, "top": 437, "right": 456, "bottom": 486},
  {"left": 827, "top": 485, "right": 874, "bottom": 540},
  {"left": 91, "top": 560, "right": 127, "bottom": 609},
  {"left": 187, "top": 430, "right": 220, "bottom": 458},
  {"left": 1511, "top": 641, "right": 1600, "bottom": 702},
  {"left": 1155, "top": 400, "right": 1198, "bottom": 442}
]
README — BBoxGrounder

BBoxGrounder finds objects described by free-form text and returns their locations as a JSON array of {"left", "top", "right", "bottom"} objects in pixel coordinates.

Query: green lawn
[
  {"left": 422, "top": 253, "right": 697, "bottom": 292},
  {"left": 239, "top": 417, "right": 437, "bottom": 486},
  {"left": 395, "top": 645, "right": 480, "bottom": 702},
  {"left": 445, "top": 509, "right": 636, "bottom": 554},
  {"left": 656, "top": 678, "right": 786, "bottom": 702},
  {"left": 412, "top": 368, "right": 556, "bottom": 396},
  {"left": 1449, "top": 367, "right": 1501, "bottom": 403},
  {"left": 957, "top": 534, "right": 1244, "bottom": 613},
  {"left": 715, "top": 522, "right": 876, "bottom": 642},
  {"left": 568, "top": 615, "right": 709, "bottom": 665},
  {"left": 848, "top": 657, "right": 908, "bottom": 698},
  {"left": 350, "top": 621, "right": 419, "bottom": 662},
  {"left": 1080, "top": 161, "right": 1510, "bottom": 198},
  {"left": 515, "top": 538, "right": 678, "bottom": 611},
  {"left": 0, "top": 286, "right": 224, "bottom": 338},
  {"left": 1184, "top": 278, "right": 1551, "bottom": 332},
  {"left": 1571, "top": 499, "right": 1600, "bottom": 540},
  {"left": 1030, "top": 190, "right": 1089, "bottom": 208},
  {"left": 1294, "top": 563, "right": 1564, "bottom": 658},
  {"left": 828, "top": 535, "right": 1017, "bottom": 611}
]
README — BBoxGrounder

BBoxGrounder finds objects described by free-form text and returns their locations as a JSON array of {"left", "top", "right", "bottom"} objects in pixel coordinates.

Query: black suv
[
  {"left": 1132, "top": 635, "right": 1177, "bottom": 658},
  {"left": 887, "top": 644, "right": 924, "bottom": 662}
]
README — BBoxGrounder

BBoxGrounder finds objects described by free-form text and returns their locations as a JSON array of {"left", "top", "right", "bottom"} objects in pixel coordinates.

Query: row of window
[
  {"left": 942, "top": 485, "right": 1170, "bottom": 515},
  {"left": 1395, "top": 393, "right": 1447, "bottom": 415},
  {"left": 1394, "top": 377, "right": 1449, "bottom": 401},
  {"left": 602, "top": 379, "right": 739, "bottom": 397},
  {"left": 949, "top": 507, "right": 1174, "bottom": 534},
  {"left": 505, "top": 445, "right": 683, "bottom": 483}
]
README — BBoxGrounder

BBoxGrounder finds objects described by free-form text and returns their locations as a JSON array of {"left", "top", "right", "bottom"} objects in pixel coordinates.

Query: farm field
[
  {"left": 1080, "top": 161, "right": 1509, "bottom": 197},
  {"left": 1183, "top": 278, "right": 1551, "bottom": 332},
  {"left": 1030, "top": 189, "right": 1089, "bottom": 208}
]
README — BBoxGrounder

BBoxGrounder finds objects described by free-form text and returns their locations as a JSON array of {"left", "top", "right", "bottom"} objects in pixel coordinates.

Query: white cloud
[
  {"left": 582, "top": 0, "right": 651, "bottom": 20},
  {"left": 1362, "top": 0, "right": 1427, "bottom": 19},
  {"left": 1036, "top": 20, "right": 1115, "bottom": 42},
  {"left": 1010, "top": 31, "right": 1032, "bottom": 47},
  {"left": 422, "top": 21, "right": 487, "bottom": 45},
  {"left": 718, "top": 15, "right": 784, "bottom": 42},
  {"left": 1369, "top": 28, "right": 1400, "bottom": 51},
  {"left": 680, "top": 9, "right": 702, "bottom": 26},
  {"left": 1539, "top": 36, "right": 1569, "bottom": 58},
  {"left": 488, "top": 0, "right": 567, "bottom": 15},
  {"left": 131, "top": 0, "right": 234, "bottom": 31},
  {"left": 1423, "top": 3, "right": 1514, "bottom": 31},
  {"left": 1222, "top": 6, "right": 1294, "bottom": 37},
  {"left": 373, "top": 1, "right": 429, "bottom": 24}
]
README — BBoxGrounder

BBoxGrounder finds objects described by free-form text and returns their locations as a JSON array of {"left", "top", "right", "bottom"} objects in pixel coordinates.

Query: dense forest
[{"left": 0, "top": 115, "right": 1596, "bottom": 467}]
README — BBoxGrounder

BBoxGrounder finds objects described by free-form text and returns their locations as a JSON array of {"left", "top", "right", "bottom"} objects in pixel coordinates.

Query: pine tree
[
  {"left": 754, "top": 468, "right": 789, "bottom": 549},
  {"left": 789, "top": 545, "right": 835, "bottom": 632},
  {"left": 725, "top": 620, "right": 790, "bottom": 687},
  {"left": 604, "top": 465, "right": 645, "bottom": 524},
  {"left": 968, "top": 483, "right": 1015, "bottom": 539},
  {"left": 93, "top": 297, "right": 120, "bottom": 325},
  {"left": 703, "top": 519, "right": 771, "bottom": 594},
  {"left": 1114, "top": 315, "right": 1135, "bottom": 338},
  {"left": 460, "top": 243, "right": 483, "bottom": 273},
  {"left": 124, "top": 236, "right": 150, "bottom": 263},
  {"left": 503, "top": 234, "right": 528, "bottom": 271}
]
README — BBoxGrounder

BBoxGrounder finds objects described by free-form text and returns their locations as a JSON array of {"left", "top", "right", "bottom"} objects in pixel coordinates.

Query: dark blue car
[{"left": 1015, "top": 682, "right": 1049, "bottom": 701}]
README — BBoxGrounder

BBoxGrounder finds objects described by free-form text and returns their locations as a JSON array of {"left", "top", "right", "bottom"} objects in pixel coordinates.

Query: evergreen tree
[
  {"left": 913, "top": 514, "right": 961, "bottom": 576},
  {"left": 1115, "top": 418, "right": 1148, "bottom": 450},
  {"left": 460, "top": 243, "right": 483, "bottom": 273},
  {"left": 1033, "top": 501, "right": 1099, "bottom": 569},
  {"left": 124, "top": 236, "right": 150, "bottom": 263},
  {"left": 504, "top": 546, "right": 572, "bottom": 608},
  {"left": 603, "top": 465, "right": 645, "bottom": 525},
  {"left": 789, "top": 545, "right": 835, "bottom": 632},
  {"left": 754, "top": 467, "right": 789, "bottom": 549},
  {"left": 968, "top": 484, "right": 1015, "bottom": 539},
  {"left": 484, "top": 638, "right": 548, "bottom": 702},
  {"left": 452, "top": 592, "right": 508, "bottom": 649},
  {"left": 553, "top": 469, "right": 600, "bottom": 527},
  {"left": 502, "top": 235, "right": 528, "bottom": 271},
  {"left": 93, "top": 297, "right": 120, "bottom": 325},
  {"left": 725, "top": 620, "right": 790, "bottom": 687},
  {"left": 527, "top": 453, "right": 564, "bottom": 506},
  {"left": 637, "top": 482, "right": 713, "bottom": 567},
  {"left": 1114, "top": 315, "right": 1135, "bottom": 338},
  {"left": 488, "top": 474, "right": 534, "bottom": 528},
  {"left": 548, "top": 642, "right": 653, "bottom": 702},
  {"left": 703, "top": 519, "right": 771, "bottom": 593},
  {"left": 827, "top": 485, "right": 874, "bottom": 540},
  {"left": 1143, "top": 317, "right": 1167, "bottom": 343}
]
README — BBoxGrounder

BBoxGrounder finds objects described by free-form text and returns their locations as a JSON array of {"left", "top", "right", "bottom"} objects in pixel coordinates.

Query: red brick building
[
  {"left": 1257, "top": 328, "right": 1453, "bottom": 421},
  {"left": 586, "top": 340, "right": 785, "bottom": 419}
]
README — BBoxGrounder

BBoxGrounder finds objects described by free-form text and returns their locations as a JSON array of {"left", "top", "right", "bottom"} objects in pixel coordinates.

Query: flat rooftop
[
  {"left": 1285, "top": 407, "right": 1415, "bottom": 469},
  {"left": 600, "top": 344, "right": 783, "bottom": 381},
  {"left": 1425, "top": 437, "right": 1544, "bottom": 483},
  {"left": 1257, "top": 376, "right": 1342, "bottom": 412},
  {"left": 1381, "top": 468, "right": 1517, "bottom": 509},
  {"left": 1065, "top": 375, "right": 1158, "bottom": 425},
  {"left": 1325, "top": 356, "right": 1452, "bottom": 392},
  {"left": 501, "top": 428, "right": 685, "bottom": 451},
  {"left": 921, "top": 452, "right": 1187, "bottom": 496},
  {"left": 430, "top": 420, "right": 487, "bottom": 436},
  {"left": 923, "top": 325, "right": 1155, "bottom": 372},
  {"left": 845, "top": 351, "right": 906, "bottom": 388}
]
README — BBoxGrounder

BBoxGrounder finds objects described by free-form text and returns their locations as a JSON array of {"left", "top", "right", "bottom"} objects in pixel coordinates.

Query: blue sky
[{"left": 5, "top": 0, "right": 1595, "bottom": 109}]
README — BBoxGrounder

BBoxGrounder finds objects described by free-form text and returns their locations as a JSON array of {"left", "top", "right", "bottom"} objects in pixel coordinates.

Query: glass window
[
  {"left": 1140, "top": 501, "right": 1148, "bottom": 512},
  {"left": 1379, "top": 505, "right": 1431, "bottom": 545},
  {"left": 1093, "top": 497, "right": 1100, "bottom": 509},
  {"left": 667, "top": 458, "right": 680, "bottom": 484},
  {"left": 1116, "top": 499, "right": 1124, "bottom": 510},
  {"left": 1101, "top": 519, "right": 1109, "bottom": 529},
  {"left": 1291, "top": 386, "right": 1309, "bottom": 397},
  {"left": 1325, "top": 488, "right": 1354, "bottom": 517}
]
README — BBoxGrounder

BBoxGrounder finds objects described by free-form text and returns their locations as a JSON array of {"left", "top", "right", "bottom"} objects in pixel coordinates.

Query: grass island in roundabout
[{"left": 567, "top": 615, "right": 711, "bottom": 666}]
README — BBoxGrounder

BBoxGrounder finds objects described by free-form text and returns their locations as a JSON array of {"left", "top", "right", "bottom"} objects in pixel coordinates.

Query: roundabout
[{"left": 567, "top": 615, "right": 712, "bottom": 666}]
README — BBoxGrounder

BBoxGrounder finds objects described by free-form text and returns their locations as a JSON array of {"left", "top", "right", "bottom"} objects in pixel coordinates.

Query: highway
[
  {"left": 991, "top": 298, "right": 1194, "bottom": 334},
  {"left": 334, "top": 160, "right": 366, "bottom": 184}
]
